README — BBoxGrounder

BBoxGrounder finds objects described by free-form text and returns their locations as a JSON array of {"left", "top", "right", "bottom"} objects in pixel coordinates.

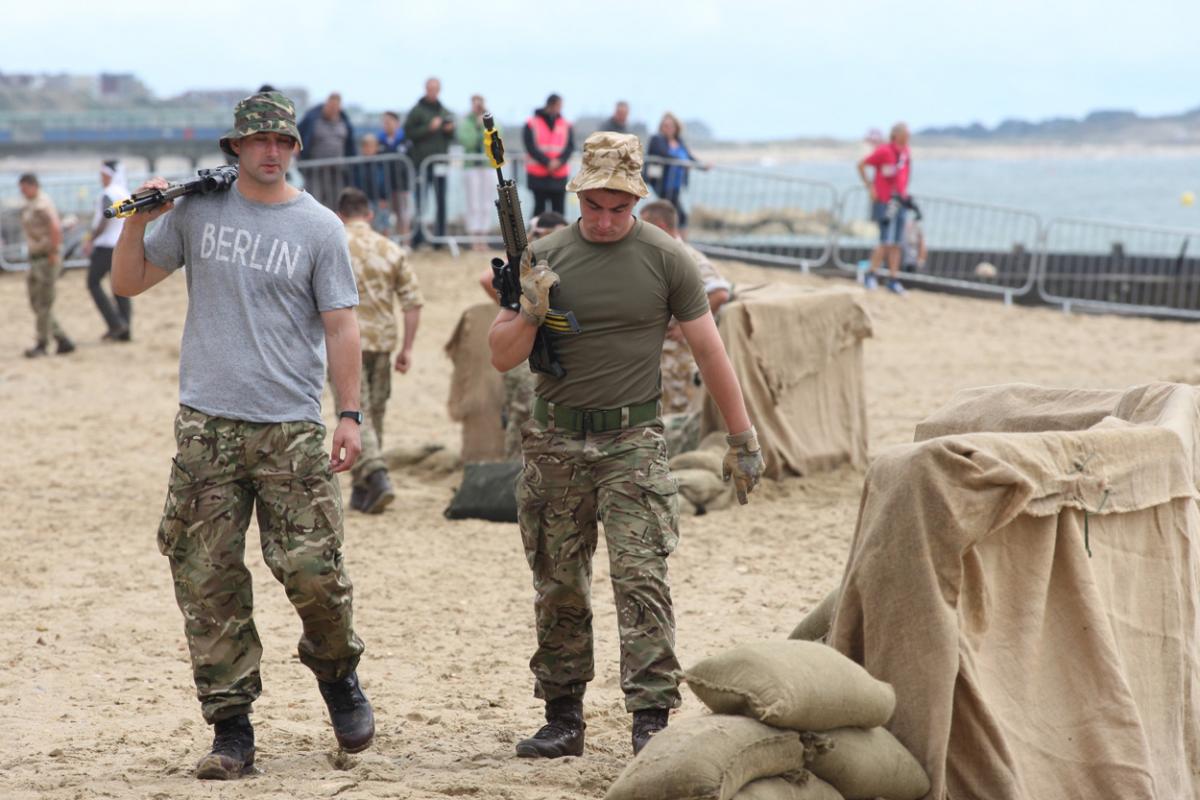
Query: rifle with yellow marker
[
  {"left": 104, "top": 165, "right": 239, "bottom": 219},
  {"left": 483, "top": 113, "right": 580, "bottom": 378}
]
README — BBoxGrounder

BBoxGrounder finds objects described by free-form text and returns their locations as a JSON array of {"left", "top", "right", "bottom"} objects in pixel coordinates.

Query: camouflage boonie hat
[
  {"left": 219, "top": 91, "right": 302, "bottom": 157},
  {"left": 566, "top": 132, "right": 649, "bottom": 198}
]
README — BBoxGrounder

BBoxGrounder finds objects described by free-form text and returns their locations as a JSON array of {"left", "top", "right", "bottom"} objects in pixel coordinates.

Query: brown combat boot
[
  {"left": 515, "top": 696, "right": 585, "bottom": 758},
  {"left": 631, "top": 708, "right": 669, "bottom": 755},
  {"left": 195, "top": 714, "right": 255, "bottom": 780},
  {"left": 24, "top": 340, "right": 48, "bottom": 358},
  {"left": 54, "top": 334, "right": 75, "bottom": 355}
]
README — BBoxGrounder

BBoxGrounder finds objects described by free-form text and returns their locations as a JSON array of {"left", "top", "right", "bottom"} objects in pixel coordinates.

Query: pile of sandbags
[
  {"left": 668, "top": 431, "right": 734, "bottom": 515},
  {"left": 606, "top": 641, "right": 929, "bottom": 800}
]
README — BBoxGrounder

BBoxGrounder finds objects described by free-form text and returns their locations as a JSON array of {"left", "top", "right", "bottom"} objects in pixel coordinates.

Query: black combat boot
[
  {"left": 195, "top": 713, "right": 255, "bottom": 780},
  {"left": 54, "top": 334, "right": 75, "bottom": 355},
  {"left": 23, "top": 341, "right": 47, "bottom": 359},
  {"left": 515, "top": 696, "right": 585, "bottom": 758},
  {"left": 360, "top": 468, "right": 395, "bottom": 515},
  {"left": 349, "top": 484, "right": 368, "bottom": 512},
  {"left": 318, "top": 671, "right": 375, "bottom": 752},
  {"left": 631, "top": 708, "right": 669, "bottom": 755}
]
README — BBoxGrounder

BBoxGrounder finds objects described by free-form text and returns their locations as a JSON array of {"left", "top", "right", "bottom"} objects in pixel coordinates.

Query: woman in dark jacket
[{"left": 645, "top": 112, "right": 703, "bottom": 229}]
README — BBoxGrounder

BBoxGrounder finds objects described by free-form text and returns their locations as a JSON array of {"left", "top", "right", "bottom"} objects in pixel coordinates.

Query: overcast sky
[{"left": 4, "top": 0, "right": 1197, "bottom": 141}]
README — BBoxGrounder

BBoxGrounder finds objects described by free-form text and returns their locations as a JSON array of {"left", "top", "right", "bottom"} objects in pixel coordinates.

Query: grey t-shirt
[
  {"left": 310, "top": 115, "right": 349, "bottom": 159},
  {"left": 145, "top": 185, "right": 358, "bottom": 424}
]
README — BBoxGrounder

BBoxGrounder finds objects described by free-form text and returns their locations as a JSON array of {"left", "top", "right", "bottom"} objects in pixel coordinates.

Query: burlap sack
[
  {"left": 732, "top": 774, "right": 844, "bottom": 800},
  {"left": 674, "top": 468, "right": 735, "bottom": 513},
  {"left": 805, "top": 727, "right": 930, "bottom": 800},
  {"left": 670, "top": 447, "right": 725, "bottom": 475},
  {"left": 605, "top": 715, "right": 807, "bottom": 800},
  {"left": 685, "top": 641, "right": 895, "bottom": 731},
  {"left": 788, "top": 588, "right": 840, "bottom": 642}
]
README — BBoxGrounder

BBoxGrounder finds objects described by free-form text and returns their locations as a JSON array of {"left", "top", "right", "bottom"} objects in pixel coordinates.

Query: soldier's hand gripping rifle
[
  {"left": 483, "top": 114, "right": 580, "bottom": 378},
  {"left": 104, "top": 165, "right": 239, "bottom": 219}
]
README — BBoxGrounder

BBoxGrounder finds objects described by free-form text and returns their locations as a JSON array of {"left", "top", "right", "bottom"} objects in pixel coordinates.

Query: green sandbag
[
  {"left": 806, "top": 727, "right": 930, "bottom": 800},
  {"left": 685, "top": 641, "right": 895, "bottom": 732},
  {"left": 443, "top": 461, "right": 520, "bottom": 522},
  {"left": 788, "top": 588, "right": 841, "bottom": 642},
  {"left": 605, "top": 715, "right": 807, "bottom": 800},
  {"left": 733, "top": 773, "right": 844, "bottom": 800}
]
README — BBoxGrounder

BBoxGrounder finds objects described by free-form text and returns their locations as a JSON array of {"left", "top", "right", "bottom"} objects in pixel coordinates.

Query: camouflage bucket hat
[
  {"left": 219, "top": 91, "right": 302, "bottom": 157},
  {"left": 566, "top": 132, "right": 649, "bottom": 198}
]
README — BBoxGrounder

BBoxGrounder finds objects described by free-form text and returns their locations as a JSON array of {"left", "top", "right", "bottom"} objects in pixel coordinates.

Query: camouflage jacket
[
  {"left": 21, "top": 191, "right": 60, "bottom": 256},
  {"left": 346, "top": 220, "right": 423, "bottom": 352}
]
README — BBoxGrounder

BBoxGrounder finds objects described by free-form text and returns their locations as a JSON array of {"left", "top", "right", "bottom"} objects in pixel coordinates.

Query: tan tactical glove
[
  {"left": 518, "top": 247, "right": 560, "bottom": 326},
  {"left": 722, "top": 425, "right": 764, "bottom": 505}
]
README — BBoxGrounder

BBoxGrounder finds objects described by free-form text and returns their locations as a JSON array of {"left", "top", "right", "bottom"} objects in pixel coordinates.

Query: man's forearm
[
  {"left": 696, "top": 348, "right": 752, "bottom": 434},
  {"left": 112, "top": 223, "right": 148, "bottom": 296},
  {"left": 400, "top": 307, "right": 421, "bottom": 354},
  {"left": 326, "top": 315, "right": 362, "bottom": 412},
  {"left": 488, "top": 309, "right": 538, "bottom": 372}
]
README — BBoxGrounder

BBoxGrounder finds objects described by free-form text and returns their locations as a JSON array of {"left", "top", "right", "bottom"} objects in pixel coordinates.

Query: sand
[{"left": 2, "top": 253, "right": 1196, "bottom": 799}]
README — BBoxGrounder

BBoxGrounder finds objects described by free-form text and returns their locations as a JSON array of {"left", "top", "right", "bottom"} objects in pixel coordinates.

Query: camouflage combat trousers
[
  {"left": 516, "top": 420, "right": 682, "bottom": 711},
  {"left": 503, "top": 366, "right": 537, "bottom": 462},
  {"left": 361, "top": 351, "right": 392, "bottom": 448},
  {"left": 660, "top": 337, "right": 701, "bottom": 415},
  {"left": 157, "top": 406, "right": 365, "bottom": 723},
  {"left": 27, "top": 255, "right": 66, "bottom": 343}
]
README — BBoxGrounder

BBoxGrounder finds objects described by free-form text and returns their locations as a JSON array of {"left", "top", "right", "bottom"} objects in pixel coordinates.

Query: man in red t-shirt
[{"left": 856, "top": 122, "right": 911, "bottom": 294}]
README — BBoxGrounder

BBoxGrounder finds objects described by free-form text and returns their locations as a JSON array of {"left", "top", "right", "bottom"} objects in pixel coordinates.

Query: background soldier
[
  {"left": 478, "top": 211, "right": 569, "bottom": 461},
  {"left": 336, "top": 186, "right": 424, "bottom": 513},
  {"left": 488, "top": 132, "right": 765, "bottom": 758},
  {"left": 18, "top": 173, "right": 74, "bottom": 358},
  {"left": 112, "top": 92, "right": 375, "bottom": 780},
  {"left": 640, "top": 199, "right": 732, "bottom": 414}
]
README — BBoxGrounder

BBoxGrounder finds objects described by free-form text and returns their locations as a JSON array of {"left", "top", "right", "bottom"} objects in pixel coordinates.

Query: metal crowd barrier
[
  {"left": 415, "top": 151, "right": 561, "bottom": 249},
  {"left": 1036, "top": 218, "right": 1200, "bottom": 318},
  {"left": 832, "top": 186, "right": 1043, "bottom": 303},
  {"left": 643, "top": 155, "right": 839, "bottom": 271},
  {"left": 0, "top": 172, "right": 167, "bottom": 271},
  {"left": 295, "top": 152, "right": 416, "bottom": 243}
]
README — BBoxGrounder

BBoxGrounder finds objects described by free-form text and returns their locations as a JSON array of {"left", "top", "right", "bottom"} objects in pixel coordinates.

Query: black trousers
[
  {"left": 531, "top": 189, "right": 565, "bottom": 216},
  {"left": 88, "top": 246, "right": 131, "bottom": 333}
]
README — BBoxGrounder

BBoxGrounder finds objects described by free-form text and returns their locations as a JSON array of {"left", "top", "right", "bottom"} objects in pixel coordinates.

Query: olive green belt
[{"left": 532, "top": 396, "right": 659, "bottom": 434}]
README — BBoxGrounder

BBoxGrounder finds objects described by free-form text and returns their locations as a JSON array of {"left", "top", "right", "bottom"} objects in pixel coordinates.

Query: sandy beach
[{"left": 2, "top": 252, "right": 1197, "bottom": 800}]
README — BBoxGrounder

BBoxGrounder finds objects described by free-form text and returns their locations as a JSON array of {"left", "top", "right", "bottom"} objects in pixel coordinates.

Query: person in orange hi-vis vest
[{"left": 522, "top": 93, "right": 575, "bottom": 216}]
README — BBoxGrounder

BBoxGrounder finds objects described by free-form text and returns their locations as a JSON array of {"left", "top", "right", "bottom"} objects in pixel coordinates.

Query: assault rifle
[
  {"left": 483, "top": 113, "right": 579, "bottom": 378},
  {"left": 104, "top": 165, "right": 239, "bottom": 219}
]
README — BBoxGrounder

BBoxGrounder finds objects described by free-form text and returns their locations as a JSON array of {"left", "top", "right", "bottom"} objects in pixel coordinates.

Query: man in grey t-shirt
[{"left": 112, "top": 91, "right": 376, "bottom": 780}]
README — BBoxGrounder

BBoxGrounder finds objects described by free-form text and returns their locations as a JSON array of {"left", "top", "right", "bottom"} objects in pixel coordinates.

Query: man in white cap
[{"left": 488, "top": 131, "right": 764, "bottom": 759}]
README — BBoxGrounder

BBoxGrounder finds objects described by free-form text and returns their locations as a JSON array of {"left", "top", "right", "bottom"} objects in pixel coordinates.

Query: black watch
[{"left": 339, "top": 410, "right": 364, "bottom": 425}]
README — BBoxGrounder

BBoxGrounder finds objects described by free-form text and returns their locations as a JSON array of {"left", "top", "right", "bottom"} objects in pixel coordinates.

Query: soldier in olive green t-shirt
[{"left": 488, "top": 132, "right": 765, "bottom": 760}]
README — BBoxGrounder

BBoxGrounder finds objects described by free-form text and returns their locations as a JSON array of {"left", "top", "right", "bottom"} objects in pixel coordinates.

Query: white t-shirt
[{"left": 92, "top": 183, "right": 129, "bottom": 248}]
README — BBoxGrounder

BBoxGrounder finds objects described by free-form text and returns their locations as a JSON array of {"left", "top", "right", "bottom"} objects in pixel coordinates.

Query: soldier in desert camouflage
[
  {"left": 335, "top": 186, "right": 423, "bottom": 513},
  {"left": 17, "top": 173, "right": 75, "bottom": 358},
  {"left": 488, "top": 132, "right": 765, "bottom": 758},
  {"left": 639, "top": 199, "right": 732, "bottom": 415},
  {"left": 111, "top": 91, "right": 375, "bottom": 780}
]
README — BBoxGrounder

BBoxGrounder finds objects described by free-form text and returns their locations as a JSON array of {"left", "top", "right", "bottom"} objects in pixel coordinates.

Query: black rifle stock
[
  {"left": 482, "top": 113, "right": 579, "bottom": 378},
  {"left": 104, "top": 165, "right": 239, "bottom": 219}
]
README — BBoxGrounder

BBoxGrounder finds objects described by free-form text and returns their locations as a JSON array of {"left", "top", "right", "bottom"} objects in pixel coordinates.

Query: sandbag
[
  {"left": 805, "top": 727, "right": 930, "bottom": 800},
  {"left": 670, "top": 447, "right": 724, "bottom": 475},
  {"left": 674, "top": 468, "right": 735, "bottom": 514},
  {"left": 732, "top": 774, "right": 844, "bottom": 800},
  {"left": 605, "top": 715, "right": 807, "bottom": 800},
  {"left": 685, "top": 641, "right": 894, "bottom": 731},
  {"left": 788, "top": 588, "right": 840, "bottom": 642},
  {"left": 443, "top": 461, "right": 521, "bottom": 522}
]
